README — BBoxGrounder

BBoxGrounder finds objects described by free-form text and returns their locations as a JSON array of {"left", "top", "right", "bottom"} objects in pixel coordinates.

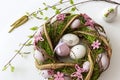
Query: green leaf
[
  {"left": 43, "top": 2, "right": 46, "bottom": 6},
  {"left": 28, "top": 35, "right": 33, "bottom": 38},
  {"left": 2, "top": 66, "right": 8, "bottom": 71},
  {"left": 44, "top": 7, "right": 48, "bottom": 10},
  {"left": 70, "top": 0, "right": 74, "bottom": 4},
  {"left": 71, "top": 7, "right": 76, "bottom": 11},
  {"left": 55, "top": 9, "right": 60, "bottom": 14},
  {"left": 10, "top": 65, "right": 15, "bottom": 72},
  {"left": 30, "top": 26, "right": 38, "bottom": 31},
  {"left": 39, "top": 11, "right": 43, "bottom": 15},
  {"left": 32, "top": 13, "right": 37, "bottom": 17},
  {"left": 25, "top": 40, "right": 33, "bottom": 46},
  {"left": 59, "top": 0, "right": 63, "bottom": 4},
  {"left": 44, "top": 17, "right": 49, "bottom": 20},
  {"left": 52, "top": 6, "right": 56, "bottom": 10}
]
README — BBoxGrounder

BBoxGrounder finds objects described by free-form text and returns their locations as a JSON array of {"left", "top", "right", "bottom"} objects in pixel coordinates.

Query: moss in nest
[
  {"left": 55, "top": 66, "right": 76, "bottom": 75},
  {"left": 91, "top": 63, "right": 101, "bottom": 80},
  {"left": 43, "top": 58, "right": 54, "bottom": 64},
  {"left": 38, "top": 34, "right": 54, "bottom": 56}
]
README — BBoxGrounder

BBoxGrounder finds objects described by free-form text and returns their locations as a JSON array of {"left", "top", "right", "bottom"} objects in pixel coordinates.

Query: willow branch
[{"left": 35, "top": 61, "right": 75, "bottom": 70}]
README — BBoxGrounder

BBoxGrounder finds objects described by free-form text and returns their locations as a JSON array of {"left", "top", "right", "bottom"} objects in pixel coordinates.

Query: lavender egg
[
  {"left": 83, "top": 61, "right": 90, "bottom": 72},
  {"left": 34, "top": 50, "right": 45, "bottom": 62},
  {"left": 62, "top": 33, "right": 80, "bottom": 46},
  {"left": 41, "top": 69, "right": 54, "bottom": 79},
  {"left": 70, "top": 19, "right": 81, "bottom": 29},
  {"left": 55, "top": 42, "right": 70, "bottom": 57},
  {"left": 70, "top": 44, "right": 86, "bottom": 59},
  {"left": 97, "top": 53, "right": 109, "bottom": 70}
]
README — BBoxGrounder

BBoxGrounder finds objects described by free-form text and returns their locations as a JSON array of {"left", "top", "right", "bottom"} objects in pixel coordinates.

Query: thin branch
[
  {"left": 28, "top": 0, "right": 70, "bottom": 17},
  {"left": 3, "top": 32, "right": 37, "bottom": 69}
]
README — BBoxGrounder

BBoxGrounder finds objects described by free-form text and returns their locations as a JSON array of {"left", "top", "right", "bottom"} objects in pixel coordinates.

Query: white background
[{"left": 0, "top": 0, "right": 120, "bottom": 80}]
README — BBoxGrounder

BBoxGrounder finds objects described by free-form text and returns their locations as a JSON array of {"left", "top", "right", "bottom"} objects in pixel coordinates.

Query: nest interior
[{"left": 34, "top": 13, "right": 112, "bottom": 80}]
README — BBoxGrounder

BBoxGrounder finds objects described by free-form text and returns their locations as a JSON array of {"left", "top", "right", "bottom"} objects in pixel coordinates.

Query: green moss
[
  {"left": 55, "top": 66, "right": 76, "bottom": 75},
  {"left": 38, "top": 34, "right": 54, "bottom": 56},
  {"left": 91, "top": 63, "right": 101, "bottom": 80}
]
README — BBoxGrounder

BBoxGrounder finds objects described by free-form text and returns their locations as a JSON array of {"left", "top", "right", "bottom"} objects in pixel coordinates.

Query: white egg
[
  {"left": 70, "top": 19, "right": 81, "bottom": 29},
  {"left": 34, "top": 50, "right": 45, "bottom": 62},
  {"left": 103, "top": 6, "right": 118, "bottom": 23},
  {"left": 40, "top": 70, "right": 54, "bottom": 79},
  {"left": 62, "top": 33, "right": 80, "bottom": 46},
  {"left": 97, "top": 53, "right": 109, "bottom": 70},
  {"left": 55, "top": 42, "right": 70, "bottom": 57},
  {"left": 70, "top": 44, "right": 86, "bottom": 59},
  {"left": 83, "top": 61, "right": 90, "bottom": 72}
]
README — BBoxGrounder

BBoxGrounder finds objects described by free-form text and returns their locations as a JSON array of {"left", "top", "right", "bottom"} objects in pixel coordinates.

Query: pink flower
[
  {"left": 54, "top": 72, "right": 64, "bottom": 80},
  {"left": 82, "top": 14, "right": 95, "bottom": 29},
  {"left": 85, "top": 19, "right": 95, "bottom": 28},
  {"left": 71, "top": 64, "right": 85, "bottom": 80},
  {"left": 56, "top": 14, "right": 65, "bottom": 21},
  {"left": 91, "top": 40, "right": 101, "bottom": 49},
  {"left": 48, "top": 69, "right": 54, "bottom": 75},
  {"left": 34, "top": 32, "right": 44, "bottom": 46}
]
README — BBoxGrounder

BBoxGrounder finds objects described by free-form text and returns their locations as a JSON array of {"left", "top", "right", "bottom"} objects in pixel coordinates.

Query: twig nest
[
  {"left": 70, "top": 44, "right": 86, "bottom": 59},
  {"left": 61, "top": 33, "right": 80, "bottom": 46},
  {"left": 70, "top": 19, "right": 81, "bottom": 29},
  {"left": 103, "top": 6, "right": 118, "bottom": 23},
  {"left": 34, "top": 50, "right": 45, "bottom": 62},
  {"left": 34, "top": 13, "right": 112, "bottom": 80},
  {"left": 55, "top": 42, "right": 70, "bottom": 57},
  {"left": 82, "top": 61, "right": 90, "bottom": 72},
  {"left": 40, "top": 69, "right": 54, "bottom": 79},
  {"left": 97, "top": 53, "right": 109, "bottom": 70}
]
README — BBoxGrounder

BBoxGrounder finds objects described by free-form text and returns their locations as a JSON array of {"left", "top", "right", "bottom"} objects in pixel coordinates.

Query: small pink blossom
[
  {"left": 91, "top": 40, "right": 101, "bottom": 49},
  {"left": 34, "top": 32, "right": 44, "bottom": 47},
  {"left": 71, "top": 64, "right": 85, "bottom": 80},
  {"left": 54, "top": 72, "right": 64, "bottom": 80},
  {"left": 48, "top": 69, "right": 54, "bottom": 75},
  {"left": 56, "top": 14, "right": 65, "bottom": 21},
  {"left": 82, "top": 14, "right": 95, "bottom": 29}
]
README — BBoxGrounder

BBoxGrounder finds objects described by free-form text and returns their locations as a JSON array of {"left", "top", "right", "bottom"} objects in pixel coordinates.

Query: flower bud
[{"left": 9, "top": 15, "right": 29, "bottom": 33}]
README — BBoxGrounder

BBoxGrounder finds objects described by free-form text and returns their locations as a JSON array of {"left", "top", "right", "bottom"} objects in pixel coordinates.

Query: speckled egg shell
[
  {"left": 40, "top": 70, "right": 54, "bottom": 79},
  {"left": 97, "top": 53, "right": 109, "bottom": 70},
  {"left": 61, "top": 33, "right": 80, "bottom": 46},
  {"left": 55, "top": 42, "right": 70, "bottom": 57},
  {"left": 83, "top": 61, "right": 90, "bottom": 72},
  {"left": 70, "top": 44, "right": 86, "bottom": 59},
  {"left": 34, "top": 50, "right": 45, "bottom": 62},
  {"left": 70, "top": 19, "right": 81, "bottom": 29}
]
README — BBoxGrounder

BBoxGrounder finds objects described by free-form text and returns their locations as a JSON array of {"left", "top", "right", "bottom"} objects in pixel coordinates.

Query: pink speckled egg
[
  {"left": 97, "top": 53, "right": 109, "bottom": 70},
  {"left": 83, "top": 61, "right": 90, "bottom": 72},
  {"left": 55, "top": 42, "right": 70, "bottom": 57},
  {"left": 41, "top": 69, "right": 54, "bottom": 79},
  {"left": 34, "top": 50, "right": 45, "bottom": 62},
  {"left": 70, "top": 19, "right": 81, "bottom": 29}
]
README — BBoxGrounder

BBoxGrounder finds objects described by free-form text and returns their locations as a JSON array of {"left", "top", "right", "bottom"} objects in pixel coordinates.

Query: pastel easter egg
[
  {"left": 34, "top": 50, "right": 45, "bottom": 62},
  {"left": 70, "top": 19, "right": 81, "bottom": 29},
  {"left": 41, "top": 69, "right": 54, "bottom": 79},
  {"left": 97, "top": 53, "right": 109, "bottom": 70},
  {"left": 62, "top": 33, "right": 80, "bottom": 46},
  {"left": 83, "top": 61, "right": 90, "bottom": 72},
  {"left": 103, "top": 6, "right": 118, "bottom": 23},
  {"left": 55, "top": 42, "right": 70, "bottom": 57},
  {"left": 70, "top": 44, "right": 86, "bottom": 59}
]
